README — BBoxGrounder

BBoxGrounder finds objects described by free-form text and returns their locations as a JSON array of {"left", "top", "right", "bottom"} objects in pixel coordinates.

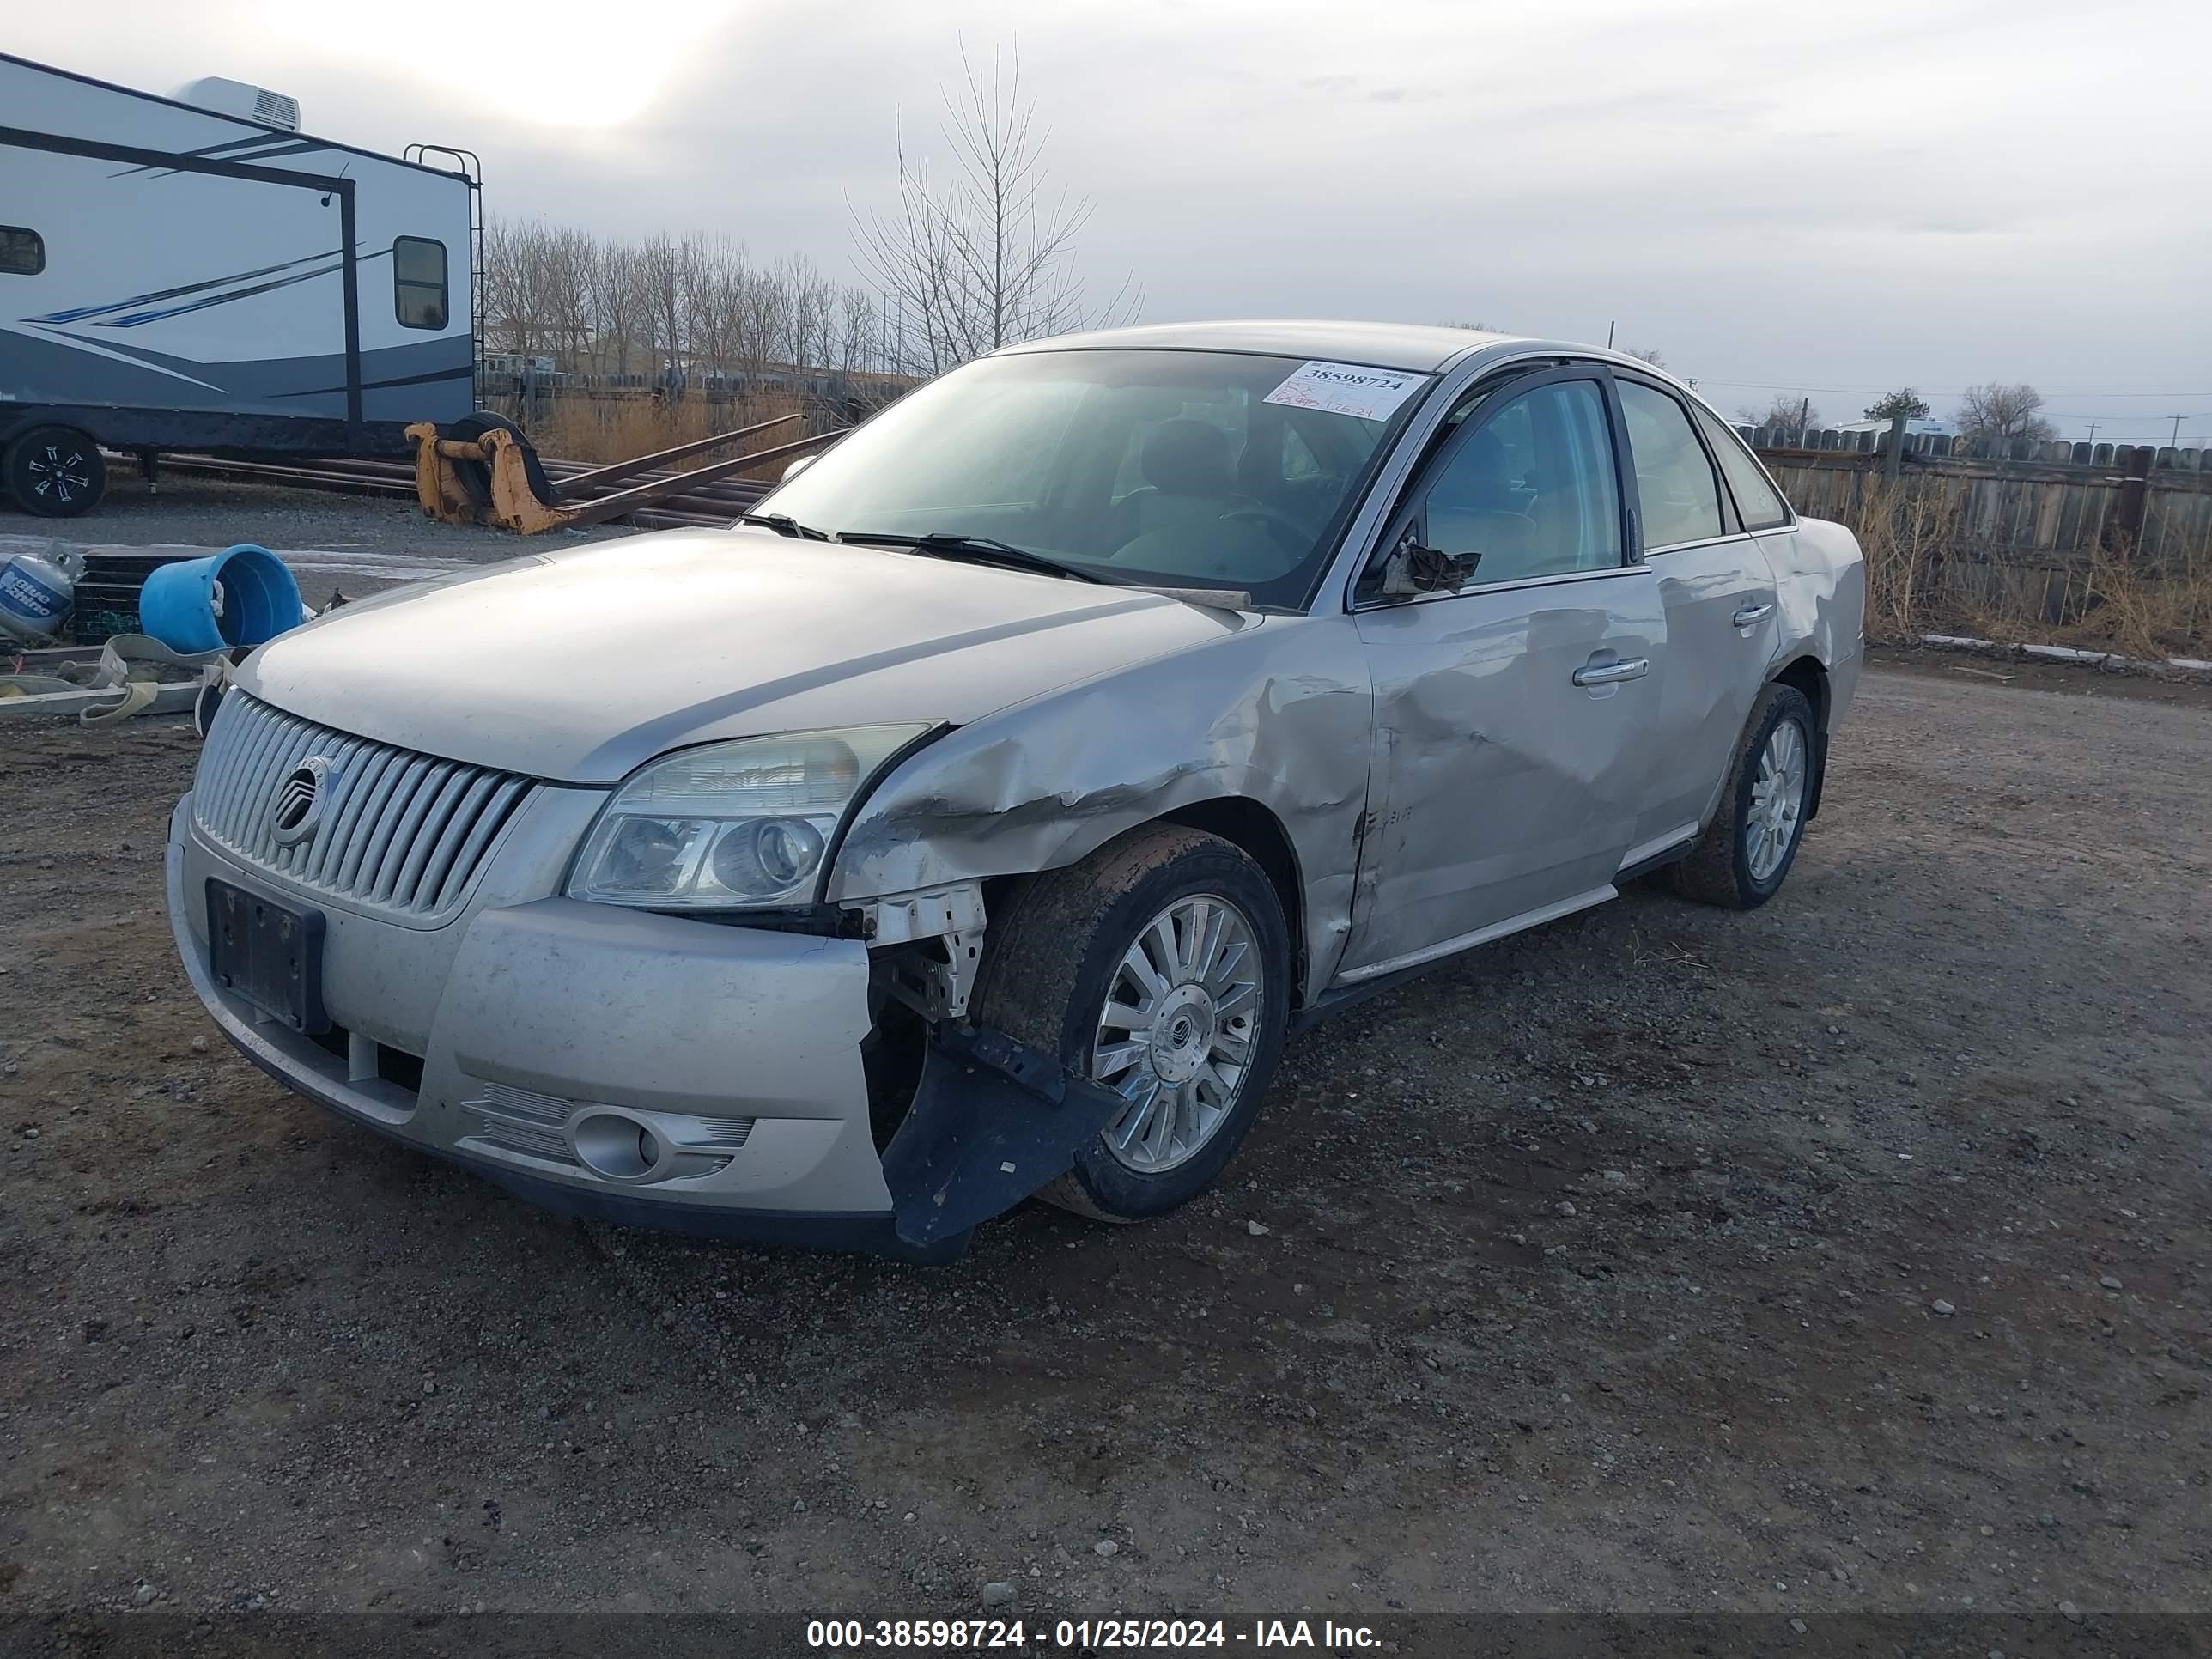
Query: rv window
[
  {"left": 0, "top": 228, "right": 44, "bottom": 276},
  {"left": 393, "top": 237, "right": 448, "bottom": 330}
]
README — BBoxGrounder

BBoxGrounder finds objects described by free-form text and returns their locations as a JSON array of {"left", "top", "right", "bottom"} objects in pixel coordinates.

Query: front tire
[
  {"left": 973, "top": 824, "right": 1292, "bottom": 1222},
  {"left": 1668, "top": 682, "right": 1817, "bottom": 909},
  {"left": 4, "top": 426, "right": 107, "bottom": 517}
]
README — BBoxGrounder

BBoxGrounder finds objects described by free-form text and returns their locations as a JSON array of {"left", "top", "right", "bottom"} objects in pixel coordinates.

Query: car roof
[{"left": 994, "top": 319, "right": 1523, "bottom": 374}]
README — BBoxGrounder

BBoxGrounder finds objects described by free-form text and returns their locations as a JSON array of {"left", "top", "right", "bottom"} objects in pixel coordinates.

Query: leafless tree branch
[{"left": 850, "top": 38, "right": 1139, "bottom": 380}]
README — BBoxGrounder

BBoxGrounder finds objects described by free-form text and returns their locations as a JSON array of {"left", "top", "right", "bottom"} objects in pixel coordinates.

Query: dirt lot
[{"left": 2, "top": 630, "right": 2208, "bottom": 1622}]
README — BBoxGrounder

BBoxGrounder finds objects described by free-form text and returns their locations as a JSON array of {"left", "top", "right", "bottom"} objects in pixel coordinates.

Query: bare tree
[
  {"left": 483, "top": 218, "right": 552, "bottom": 358},
  {"left": 635, "top": 234, "right": 690, "bottom": 392},
  {"left": 836, "top": 286, "right": 876, "bottom": 378},
  {"left": 1623, "top": 344, "right": 1666, "bottom": 368},
  {"left": 1955, "top": 382, "right": 2056, "bottom": 445},
  {"left": 853, "top": 42, "right": 1134, "bottom": 377},
  {"left": 479, "top": 217, "right": 892, "bottom": 391},
  {"left": 1738, "top": 393, "right": 1820, "bottom": 436}
]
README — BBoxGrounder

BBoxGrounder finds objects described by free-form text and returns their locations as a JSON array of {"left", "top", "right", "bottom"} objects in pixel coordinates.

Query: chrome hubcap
[
  {"left": 27, "top": 446, "right": 89, "bottom": 501},
  {"left": 1093, "top": 894, "right": 1263, "bottom": 1173},
  {"left": 1746, "top": 718, "right": 1808, "bottom": 883}
]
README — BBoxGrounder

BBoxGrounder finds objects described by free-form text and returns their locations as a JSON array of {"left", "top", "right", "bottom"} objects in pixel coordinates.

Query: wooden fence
[{"left": 1742, "top": 425, "right": 2212, "bottom": 571}]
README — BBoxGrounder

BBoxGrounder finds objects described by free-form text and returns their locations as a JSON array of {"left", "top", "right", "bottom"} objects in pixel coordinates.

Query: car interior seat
[{"left": 1115, "top": 419, "right": 1254, "bottom": 548}]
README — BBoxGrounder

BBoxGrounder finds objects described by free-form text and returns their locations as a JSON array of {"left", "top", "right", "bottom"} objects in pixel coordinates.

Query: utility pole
[
  {"left": 2172, "top": 413, "right": 2185, "bottom": 448},
  {"left": 1606, "top": 320, "right": 1615, "bottom": 349},
  {"left": 2087, "top": 422, "right": 2098, "bottom": 444},
  {"left": 1799, "top": 397, "right": 1810, "bottom": 444}
]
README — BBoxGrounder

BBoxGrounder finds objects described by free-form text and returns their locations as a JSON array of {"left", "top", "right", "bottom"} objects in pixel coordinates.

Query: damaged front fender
[
  {"left": 829, "top": 613, "right": 1376, "bottom": 1006},
  {"left": 880, "top": 1024, "right": 1127, "bottom": 1246}
]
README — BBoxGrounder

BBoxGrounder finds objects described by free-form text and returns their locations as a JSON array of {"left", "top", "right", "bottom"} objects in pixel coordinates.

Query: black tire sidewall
[
  {"left": 447, "top": 411, "right": 556, "bottom": 507},
  {"left": 1051, "top": 847, "right": 1292, "bottom": 1220},
  {"left": 6, "top": 427, "right": 106, "bottom": 518},
  {"left": 1727, "top": 685, "right": 1816, "bottom": 904}
]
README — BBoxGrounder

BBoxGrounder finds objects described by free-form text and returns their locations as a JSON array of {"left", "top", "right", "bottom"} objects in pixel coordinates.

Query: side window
[
  {"left": 0, "top": 227, "right": 45, "bottom": 276},
  {"left": 393, "top": 237, "right": 448, "bottom": 330},
  {"left": 1417, "top": 379, "right": 1622, "bottom": 586},
  {"left": 1618, "top": 381, "right": 1725, "bottom": 549},
  {"left": 1694, "top": 405, "right": 1790, "bottom": 530}
]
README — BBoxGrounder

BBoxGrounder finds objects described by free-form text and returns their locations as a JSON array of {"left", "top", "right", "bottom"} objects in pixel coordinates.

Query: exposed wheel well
[
  {"left": 1159, "top": 799, "right": 1308, "bottom": 1010},
  {"left": 1771, "top": 655, "right": 1831, "bottom": 817}
]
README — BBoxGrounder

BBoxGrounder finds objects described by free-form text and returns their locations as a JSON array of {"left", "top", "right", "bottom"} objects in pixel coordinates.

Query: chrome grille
[
  {"left": 191, "top": 694, "right": 534, "bottom": 924},
  {"left": 467, "top": 1081, "right": 579, "bottom": 1166},
  {"left": 690, "top": 1118, "right": 757, "bottom": 1150}
]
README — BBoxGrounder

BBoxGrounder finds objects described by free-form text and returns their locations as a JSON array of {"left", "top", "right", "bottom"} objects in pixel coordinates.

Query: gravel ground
[{"left": 1, "top": 661, "right": 2205, "bottom": 1625}]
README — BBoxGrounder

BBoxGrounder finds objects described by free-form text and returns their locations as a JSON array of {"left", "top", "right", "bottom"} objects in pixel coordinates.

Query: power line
[{"left": 1698, "top": 378, "right": 2212, "bottom": 398}]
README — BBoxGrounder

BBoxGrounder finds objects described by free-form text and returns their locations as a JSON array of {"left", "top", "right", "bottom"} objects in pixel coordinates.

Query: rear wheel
[
  {"left": 1668, "top": 682, "right": 1817, "bottom": 909},
  {"left": 4, "top": 426, "right": 106, "bottom": 517},
  {"left": 973, "top": 824, "right": 1292, "bottom": 1222}
]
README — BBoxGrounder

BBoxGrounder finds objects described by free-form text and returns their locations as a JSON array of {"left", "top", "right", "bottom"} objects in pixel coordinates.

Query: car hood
[{"left": 238, "top": 527, "right": 1250, "bottom": 782}]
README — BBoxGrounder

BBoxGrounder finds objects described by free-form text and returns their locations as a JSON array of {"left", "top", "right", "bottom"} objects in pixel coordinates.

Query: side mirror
[
  {"left": 1377, "top": 522, "right": 1480, "bottom": 599},
  {"left": 781, "top": 453, "right": 817, "bottom": 483}
]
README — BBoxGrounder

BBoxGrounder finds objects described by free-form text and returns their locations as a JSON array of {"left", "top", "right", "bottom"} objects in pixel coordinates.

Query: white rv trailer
[{"left": 0, "top": 52, "right": 478, "bottom": 516}]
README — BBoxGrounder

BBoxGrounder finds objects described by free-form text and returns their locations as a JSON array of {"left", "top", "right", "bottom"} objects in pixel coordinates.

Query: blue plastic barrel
[{"left": 137, "top": 544, "right": 302, "bottom": 653}]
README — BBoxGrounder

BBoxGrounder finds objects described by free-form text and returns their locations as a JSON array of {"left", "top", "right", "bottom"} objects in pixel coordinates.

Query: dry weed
[
  {"left": 1845, "top": 477, "right": 2209, "bottom": 658},
  {"left": 522, "top": 392, "right": 812, "bottom": 478}
]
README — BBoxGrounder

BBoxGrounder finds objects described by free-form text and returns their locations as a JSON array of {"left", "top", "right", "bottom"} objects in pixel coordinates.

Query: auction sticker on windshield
[{"left": 1261, "top": 360, "right": 1424, "bottom": 423}]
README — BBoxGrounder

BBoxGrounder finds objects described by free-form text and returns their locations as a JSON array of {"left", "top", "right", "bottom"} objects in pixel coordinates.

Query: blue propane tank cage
[{"left": 137, "top": 544, "right": 303, "bottom": 654}]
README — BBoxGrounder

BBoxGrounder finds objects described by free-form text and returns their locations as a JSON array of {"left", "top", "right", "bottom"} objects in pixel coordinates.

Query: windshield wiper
[
  {"left": 834, "top": 530, "right": 1104, "bottom": 585},
  {"left": 738, "top": 511, "right": 833, "bottom": 540}
]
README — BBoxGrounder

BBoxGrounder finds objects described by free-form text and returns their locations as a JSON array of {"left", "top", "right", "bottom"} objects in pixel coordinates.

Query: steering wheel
[{"left": 1222, "top": 506, "right": 1312, "bottom": 553}]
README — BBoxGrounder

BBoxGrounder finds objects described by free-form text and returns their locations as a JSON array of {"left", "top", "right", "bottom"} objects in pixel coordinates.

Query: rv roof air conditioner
[{"left": 172, "top": 76, "right": 301, "bottom": 131}]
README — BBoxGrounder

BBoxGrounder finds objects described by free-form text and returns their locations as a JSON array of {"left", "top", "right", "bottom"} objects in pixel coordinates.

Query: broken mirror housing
[{"left": 568, "top": 726, "right": 931, "bottom": 909}]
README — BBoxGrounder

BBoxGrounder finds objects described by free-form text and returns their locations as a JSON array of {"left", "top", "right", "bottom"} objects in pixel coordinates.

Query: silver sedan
[{"left": 167, "top": 321, "right": 1863, "bottom": 1259}]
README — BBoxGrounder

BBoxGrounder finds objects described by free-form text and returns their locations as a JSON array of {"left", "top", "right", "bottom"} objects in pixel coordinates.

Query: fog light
[{"left": 572, "top": 1111, "right": 659, "bottom": 1181}]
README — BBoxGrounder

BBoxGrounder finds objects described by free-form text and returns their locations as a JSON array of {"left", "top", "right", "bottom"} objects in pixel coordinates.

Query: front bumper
[{"left": 166, "top": 794, "right": 970, "bottom": 1260}]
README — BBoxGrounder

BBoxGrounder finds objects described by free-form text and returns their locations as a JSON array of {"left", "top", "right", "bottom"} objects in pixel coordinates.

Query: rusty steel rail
[
  {"left": 551, "top": 412, "right": 804, "bottom": 496},
  {"left": 405, "top": 417, "right": 844, "bottom": 534},
  {"left": 157, "top": 449, "right": 783, "bottom": 532},
  {"left": 526, "top": 429, "right": 838, "bottom": 532}
]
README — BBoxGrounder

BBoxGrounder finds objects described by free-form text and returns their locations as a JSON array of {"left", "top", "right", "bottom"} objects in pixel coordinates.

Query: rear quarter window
[{"left": 1695, "top": 406, "right": 1791, "bottom": 530}]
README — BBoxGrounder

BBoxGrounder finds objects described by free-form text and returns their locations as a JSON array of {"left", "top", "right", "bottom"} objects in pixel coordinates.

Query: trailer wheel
[
  {"left": 446, "top": 412, "right": 558, "bottom": 509},
  {"left": 4, "top": 427, "right": 107, "bottom": 517}
]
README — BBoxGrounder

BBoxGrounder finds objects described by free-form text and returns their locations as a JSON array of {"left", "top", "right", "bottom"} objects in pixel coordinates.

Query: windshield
[{"left": 757, "top": 348, "right": 1431, "bottom": 609}]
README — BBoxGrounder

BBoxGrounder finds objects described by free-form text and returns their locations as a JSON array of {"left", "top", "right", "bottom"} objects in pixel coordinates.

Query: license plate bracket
[{"left": 206, "top": 878, "right": 329, "bottom": 1034}]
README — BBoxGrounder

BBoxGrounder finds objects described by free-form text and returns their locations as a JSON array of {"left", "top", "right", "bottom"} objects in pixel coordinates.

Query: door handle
[
  {"left": 1572, "top": 657, "right": 1649, "bottom": 687},
  {"left": 1733, "top": 602, "right": 1775, "bottom": 627}
]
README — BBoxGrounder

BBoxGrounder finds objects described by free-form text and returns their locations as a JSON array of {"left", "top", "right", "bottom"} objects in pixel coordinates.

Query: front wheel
[
  {"left": 1668, "top": 682, "right": 1818, "bottom": 909},
  {"left": 972, "top": 824, "right": 1292, "bottom": 1222}
]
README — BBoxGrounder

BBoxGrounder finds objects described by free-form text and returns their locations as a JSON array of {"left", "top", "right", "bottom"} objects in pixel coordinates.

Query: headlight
[{"left": 568, "top": 726, "right": 930, "bottom": 910}]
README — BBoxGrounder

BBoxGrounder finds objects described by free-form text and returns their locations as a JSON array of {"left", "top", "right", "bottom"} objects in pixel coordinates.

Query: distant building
[{"left": 1832, "top": 416, "right": 1954, "bottom": 438}]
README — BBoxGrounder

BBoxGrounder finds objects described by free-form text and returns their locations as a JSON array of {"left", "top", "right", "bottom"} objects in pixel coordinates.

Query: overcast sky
[{"left": 19, "top": 0, "right": 2212, "bottom": 441}]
